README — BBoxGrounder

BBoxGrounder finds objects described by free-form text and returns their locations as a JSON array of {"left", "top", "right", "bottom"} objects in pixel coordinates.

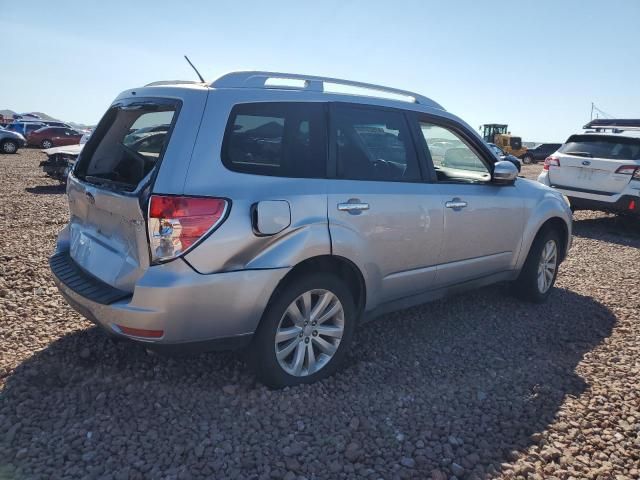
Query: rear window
[
  {"left": 559, "top": 135, "right": 640, "bottom": 160},
  {"left": 222, "top": 102, "right": 326, "bottom": 178},
  {"left": 334, "top": 105, "right": 420, "bottom": 182},
  {"left": 75, "top": 100, "right": 178, "bottom": 191}
]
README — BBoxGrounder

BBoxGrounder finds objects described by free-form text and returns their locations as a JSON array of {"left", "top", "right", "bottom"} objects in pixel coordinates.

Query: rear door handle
[
  {"left": 338, "top": 201, "right": 370, "bottom": 213},
  {"left": 445, "top": 199, "right": 467, "bottom": 209}
]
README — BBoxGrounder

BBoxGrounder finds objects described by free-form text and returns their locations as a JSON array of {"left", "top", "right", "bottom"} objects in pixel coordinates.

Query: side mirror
[{"left": 492, "top": 160, "right": 518, "bottom": 184}]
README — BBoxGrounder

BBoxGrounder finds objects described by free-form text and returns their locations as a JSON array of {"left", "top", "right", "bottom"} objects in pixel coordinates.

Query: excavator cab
[
  {"left": 481, "top": 124, "right": 527, "bottom": 157},
  {"left": 482, "top": 124, "right": 508, "bottom": 143}
]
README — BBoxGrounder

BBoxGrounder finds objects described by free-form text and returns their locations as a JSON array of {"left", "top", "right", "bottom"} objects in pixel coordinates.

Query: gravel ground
[{"left": 1, "top": 151, "right": 639, "bottom": 480}]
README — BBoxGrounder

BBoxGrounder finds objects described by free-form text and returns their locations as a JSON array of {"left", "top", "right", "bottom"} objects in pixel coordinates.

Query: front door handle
[
  {"left": 445, "top": 198, "right": 467, "bottom": 210},
  {"left": 338, "top": 200, "right": 370, "bottom": 213}
]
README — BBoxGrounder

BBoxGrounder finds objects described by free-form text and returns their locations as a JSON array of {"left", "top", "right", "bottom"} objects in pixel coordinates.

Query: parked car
[
  {"left": 5, "top": 121, "right": 47, "bottom": 137},
  {"left": 40, "top": 144, "right": 83, "bottom": 182},
  {"left": 0, "top": 127, "right": 27, "bottom": 154},
  {"left": 27, "top": 127, "right": 83, "bottom": 148},
  {"left": 123, "top": 124, "right": 170, "bottom": 144},
  {"left": 50, "top": 71, "right": 572, "bottom": 387},
  {"left": 538, "top": 120, "right": 640, "bottom": 216},
  {"left": 487, "top": 142, "right": 522, "bottom": 172},
  {"left": 42, "top": 121, "right": 73, "bottom": 128},
  {"left": 520, "top": 143, "right": 562, "bottom": 164}
]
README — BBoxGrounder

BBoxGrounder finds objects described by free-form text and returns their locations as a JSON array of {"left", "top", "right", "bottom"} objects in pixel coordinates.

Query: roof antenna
[{"left": 184, "top": 55, "right": 205, "bottom": 83}]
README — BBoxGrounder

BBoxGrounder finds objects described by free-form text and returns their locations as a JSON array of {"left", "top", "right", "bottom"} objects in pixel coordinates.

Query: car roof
[
  {"left": 141, "top": 71, "right": 445, "bottom": 111},
  {"left": 573, "top": 130, "right": 640, "bottom": 140}
]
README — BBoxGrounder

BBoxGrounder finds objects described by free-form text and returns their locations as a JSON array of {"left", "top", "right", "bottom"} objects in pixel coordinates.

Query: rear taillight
[
  {"left": 147, "top": 195, "right": 228, "bottom": 263},
  {"left": 543, "top": 156, "right": 560, "bottom": 171},
  {"left": 615, "top": 165, "right": 639, "bottom": 176}
]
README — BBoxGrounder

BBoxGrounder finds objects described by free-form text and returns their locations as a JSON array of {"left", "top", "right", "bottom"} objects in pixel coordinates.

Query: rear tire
[
  {"left": 1, "top": 140, "right": 18, "bottom": 154},
  {"left": 247, "top": 273, "right": 356, "bottom": 388},
  {"left": 41, "top": 139, "right": 54, "bottom": 149},
  {"left": 522, "top": 154, "right": 534, "bottom": 164},
  {"left": 512, "top": 228, "right": 561, "bottom": 303}
]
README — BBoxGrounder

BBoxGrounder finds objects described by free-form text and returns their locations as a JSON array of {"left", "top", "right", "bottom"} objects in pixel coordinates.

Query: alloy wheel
[
  {"left": 274, "top": 289, "right": 345, "bottom": 377},
  {"left": 2, "top": 142, "right": 16, "bottom": 153},
  {"left": 537, "top": 239, "right": 557, "bottom": 293}
]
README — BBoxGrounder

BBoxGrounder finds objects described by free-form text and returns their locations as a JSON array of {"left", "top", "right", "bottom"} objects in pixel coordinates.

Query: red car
[{"left": 27, "top": 127, "right": 84, "bottom": 149}]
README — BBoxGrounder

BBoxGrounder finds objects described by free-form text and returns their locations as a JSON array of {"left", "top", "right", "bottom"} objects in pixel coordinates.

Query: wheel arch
[
  {"left": 520, "top": 216, "right": 570, "bottom": 269},
  {"left": 266, "top": 255, "right": 367, "bottom": 319},
  {"left": 540, "top": 217, "right": 570, "bottom": 261}
]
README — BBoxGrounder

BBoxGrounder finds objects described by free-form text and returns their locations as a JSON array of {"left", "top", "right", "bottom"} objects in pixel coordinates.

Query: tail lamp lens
[
  {"left": 615, "top": 165, "right": 638, "bottom": 176},
  {"left": 543, "top": 156, "right": 560, "bottom": 171},
  {"left": 148, "top": 195, "right": 228, "bottom": 263}
]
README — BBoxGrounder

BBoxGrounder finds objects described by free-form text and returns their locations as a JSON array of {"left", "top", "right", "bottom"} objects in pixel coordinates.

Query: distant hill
[
  {"left": 0, "top": 109, "right": 17, "bottom": 119},
  {"left": 0, "top": 109, "right": 93, "bottom": 129}
]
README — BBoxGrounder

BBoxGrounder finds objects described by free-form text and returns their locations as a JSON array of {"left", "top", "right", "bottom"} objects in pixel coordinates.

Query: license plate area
[{"left": 577, "top": 167, "right": 593, "bottom": 181}]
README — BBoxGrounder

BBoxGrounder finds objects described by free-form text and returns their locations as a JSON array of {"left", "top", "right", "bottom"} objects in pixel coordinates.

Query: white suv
[{"left": 538, "top": 119, "right": 640, "bottom": 216}]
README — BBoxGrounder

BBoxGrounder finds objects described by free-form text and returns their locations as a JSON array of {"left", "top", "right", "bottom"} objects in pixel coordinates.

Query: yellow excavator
[{"left": 481, "top": 124, "right": 528, "bottom": 158}]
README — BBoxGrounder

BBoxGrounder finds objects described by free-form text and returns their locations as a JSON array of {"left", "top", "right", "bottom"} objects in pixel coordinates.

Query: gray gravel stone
[{"left": 400, "top": 457, "right": 415, "bottom": 468}]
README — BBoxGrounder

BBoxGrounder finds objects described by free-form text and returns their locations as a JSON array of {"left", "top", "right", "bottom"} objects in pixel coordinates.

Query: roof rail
[
  {"left": 583, "top": 119, "right": 640, "bottom": 131},
  {"left": 211, "top": 71, "right": 443, "bottom": 109},
  {"left": 145, "top": 80, "right": 203, "bottom": 87}
]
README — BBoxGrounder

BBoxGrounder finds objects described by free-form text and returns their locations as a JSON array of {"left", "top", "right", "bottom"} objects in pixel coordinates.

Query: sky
[{"left": 1, "top": 0, "right": 639, "bottom": 142}]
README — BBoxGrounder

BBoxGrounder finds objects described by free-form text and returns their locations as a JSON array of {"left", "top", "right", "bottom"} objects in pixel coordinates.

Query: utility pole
[{"left": 591, "top": 102, "right": 594, "bottom": 121}]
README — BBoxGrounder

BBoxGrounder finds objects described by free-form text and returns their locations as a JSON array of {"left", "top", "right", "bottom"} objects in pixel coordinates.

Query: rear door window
[
  {"left": 222, "top": 102, "right": 326, "bottom": 178},
  {"left": 559, "top": 135, "right": 640, "bottom": 160},
  {"left": 332, "top": 105, "right": 420, "bottom": 182},
  {"left": 75, "top": 100, "right": 178, "bottom": 191}
]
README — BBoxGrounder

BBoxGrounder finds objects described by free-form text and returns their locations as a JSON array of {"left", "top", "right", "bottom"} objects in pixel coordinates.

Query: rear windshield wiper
[{"left": 566, "top": 151, "right": 593, "bottom": 158}]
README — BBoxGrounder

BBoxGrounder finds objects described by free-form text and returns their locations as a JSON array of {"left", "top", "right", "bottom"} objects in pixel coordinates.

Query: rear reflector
[
  {"left": 630, "top": 200, "right": 636, "bottom": 211},
  {"left": 148, "top": 195, "right": 228, "bottom": 263},
  {"left": 117, "top": 325, "right": 164, "bottom": 338},
  {"left": 543, "top": 156, "right": 560, "bottom": 171}
]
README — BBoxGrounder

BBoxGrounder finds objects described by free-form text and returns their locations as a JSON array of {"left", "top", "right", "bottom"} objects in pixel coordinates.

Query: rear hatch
[
  {"left": 67, "top": 96, "right": 185, "bottom": 291},
  {"left": 549, "top": 134, "right": 640, "bottom": 195}
]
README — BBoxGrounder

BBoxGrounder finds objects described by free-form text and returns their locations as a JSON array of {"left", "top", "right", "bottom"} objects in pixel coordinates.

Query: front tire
[
  {"left": 248, "top": 273, "right": 356, "bottom": 388},
  {"left": 512, "top": 229, "right": 561, "bottom": 303},
  {"left": 522, "top": 154, "right": 534, "bottom": 164},
  {"left": 1, "top": 140, "right": 18, "bottom": 154}
]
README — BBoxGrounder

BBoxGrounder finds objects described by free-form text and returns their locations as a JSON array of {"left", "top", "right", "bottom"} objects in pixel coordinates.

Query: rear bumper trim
[
  {"left": 50, "top": 251, "right": 131, "bottom": 305},
  {"left": 569, "top": 194, "right": 640, "bottom": 214},
  {"left": 50, "top": 249, "right": 290, "bottom": 346}
]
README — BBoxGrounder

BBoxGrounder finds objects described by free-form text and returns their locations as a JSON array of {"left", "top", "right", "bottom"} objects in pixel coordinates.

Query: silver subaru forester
[{"left": 50, "top": 71, "right": 572, "bottom": 387}]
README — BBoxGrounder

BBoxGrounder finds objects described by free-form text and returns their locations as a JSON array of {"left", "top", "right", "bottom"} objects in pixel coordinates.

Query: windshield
[
  {"left": 75, "top": 100, "right": 178, "bottom": 191},
  {"left": 559, "top": 134, "right": 640, "bottom": 160}
]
